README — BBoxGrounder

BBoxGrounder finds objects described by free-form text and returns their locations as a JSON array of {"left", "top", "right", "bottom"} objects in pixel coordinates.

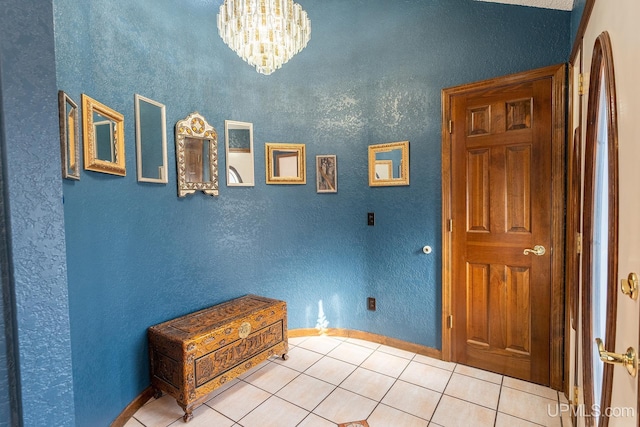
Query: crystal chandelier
[{"left": 217, "top": 0, "right": 311, "bottom": 76}]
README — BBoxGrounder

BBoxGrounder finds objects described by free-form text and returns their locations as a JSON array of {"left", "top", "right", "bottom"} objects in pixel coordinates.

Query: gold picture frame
[
  {"left": 82, "top": 94, "right": 126, "bottom": 176},
  {"left": 265, "top": 143, "right": 306, "bottom": 185},
  {"left": 368, "top": 141, "right": 409, "bottom": 186}
]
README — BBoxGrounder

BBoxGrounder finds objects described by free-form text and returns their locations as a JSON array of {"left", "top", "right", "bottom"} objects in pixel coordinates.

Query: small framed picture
[{"left": 316, "top": 155, "right": 337, "bottom": 193}]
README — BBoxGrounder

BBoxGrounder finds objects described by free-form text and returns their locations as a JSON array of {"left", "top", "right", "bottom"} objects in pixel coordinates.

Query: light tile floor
[{"left": 126, "top": 335, "right": 572, "bottom": 427}]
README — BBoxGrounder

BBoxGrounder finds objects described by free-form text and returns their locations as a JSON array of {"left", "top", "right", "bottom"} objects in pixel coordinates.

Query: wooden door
[{"left": 446, "top": 67, "right": 563, "bottom": 386}]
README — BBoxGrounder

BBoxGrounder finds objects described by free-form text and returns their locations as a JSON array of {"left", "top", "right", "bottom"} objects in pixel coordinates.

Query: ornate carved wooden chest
[{"left": 148, "top": 294, "right": 288, "bottom": 422}]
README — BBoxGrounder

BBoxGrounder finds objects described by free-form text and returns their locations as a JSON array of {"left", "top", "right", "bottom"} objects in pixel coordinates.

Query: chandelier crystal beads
[{"left": 217, "top": 0, "right": 311, "bottom": 75}]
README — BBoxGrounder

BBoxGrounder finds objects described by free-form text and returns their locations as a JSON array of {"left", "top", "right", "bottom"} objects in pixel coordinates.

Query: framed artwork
[{"left": 316, "top": 155, "right": 337, "bottom": 193}]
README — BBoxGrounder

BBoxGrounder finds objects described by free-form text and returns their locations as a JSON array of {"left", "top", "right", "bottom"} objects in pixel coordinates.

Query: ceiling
[{"left": 475, "top": 0, "right": 574, "bottom": 10}]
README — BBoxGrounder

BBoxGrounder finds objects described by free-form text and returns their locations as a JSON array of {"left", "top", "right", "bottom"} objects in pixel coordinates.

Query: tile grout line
[
  {"left": 230, "top": 375, "right": 301, "bottom": 426},
  {"left": 202, "top": 344, "right": 304, "bottom": 426},
  {"left": 295, "top": 337, "right": 419, "bottom": 426},
  {"left": 132, "top": 337, "right": 564, "bottom": 427},
  {"left": 493, "top": 375, "right": 557, "bottom": 427},
  {"left": 294, "top": 338, "right": 360, "bottom": 427},
  {"left": 273, "top": 338, "right": 354, "bottom": 426},
  {"left": 230, "top": 342, "right": 316, "bottom": 426},
  {"left": 308, "top": 339, "right": 375, "bottom": 425},
  {"left": 298, "top": 338, "right": 480, "bottom": 424},
  {"left": 359, "top": 348, "right": 432, "bottom": 424},
  {"left": 151, "top": 339, "right": 369, "bottom": 427},
  {"left": 500, "top": 382, "right": 563, "bottom": 401},
  {"left": 492, "top": 373, "right": 505, "bottom": 427},
  {"left": 441, "top": 371, "right": 502, "bottom": 412},
  {"left": 430, "top": 359, "right": 458, "bottom": 425}
]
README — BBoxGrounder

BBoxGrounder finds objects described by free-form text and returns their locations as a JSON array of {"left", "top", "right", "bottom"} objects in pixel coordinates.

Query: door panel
[{"left": 505, "top": 266, "right": 531, "bottom": 355}]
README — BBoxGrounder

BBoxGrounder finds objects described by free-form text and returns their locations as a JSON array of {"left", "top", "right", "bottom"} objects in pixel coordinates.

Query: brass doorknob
[
  {"left": 596, "top": 338, "right": 637, "bottom": 377},
  {"left": 523, "top": 245, "right": 546, "bottom": 256}
]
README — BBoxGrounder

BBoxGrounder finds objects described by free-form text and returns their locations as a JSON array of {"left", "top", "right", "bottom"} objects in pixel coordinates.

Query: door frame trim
[{"left": 441, "top": 63, "right": 566, "bottom": 391}]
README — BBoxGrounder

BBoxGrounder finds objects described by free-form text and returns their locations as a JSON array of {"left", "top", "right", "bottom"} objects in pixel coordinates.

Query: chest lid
[{"left": 151, "top": 294, "right": 283, "bottom": 338}]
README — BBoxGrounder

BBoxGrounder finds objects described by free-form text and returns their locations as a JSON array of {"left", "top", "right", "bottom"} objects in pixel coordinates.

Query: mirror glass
[
  {"left": 175, "top": 112, "right": 218, "bottom": 197},
  {"left": 368, "top": 141, "right": 409, "bottom": 186},
  {"left": 265, "top": 143, "right": 306, "bottom": 184},
  {"left": 225, "top": 120, "right": 254, "bottom": 186},
  {"left": 82, "top": 94, "right": 126, "bottom": 176},
  {"left": 135, "top": 94, "right": 167, "bottom": 183},
  {"left": 184, "top": 137, "right": 211, "bottom": 183},
  {"left": 94, "top": 111, "right": 116, "bottom": 161},
  {"left": 58, "top": 91, "right": 80, "bottom": 180},
  {"left": 273, "top": 150, "right": 299, "bottom": 177}
]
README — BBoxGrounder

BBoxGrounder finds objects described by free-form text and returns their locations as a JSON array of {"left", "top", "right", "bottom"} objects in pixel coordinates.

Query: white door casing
[{"left": 574, "top": 1, "right": 640, "bottom": 426}]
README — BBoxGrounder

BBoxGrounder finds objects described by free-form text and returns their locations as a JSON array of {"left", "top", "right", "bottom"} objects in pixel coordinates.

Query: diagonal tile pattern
[{"left": 125, "top": 335, "right": 567, "bottom": 427}]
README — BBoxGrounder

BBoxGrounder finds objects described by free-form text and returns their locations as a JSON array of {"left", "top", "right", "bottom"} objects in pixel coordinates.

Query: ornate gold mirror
[
  {"left": 58, "top": 90, "right": 80, "bottom": 180},
  {"left": 135, "top": 94, "right": 167, "bottom": 184},
  {"left": 82, "top": 94, "right": 125, "bottom": 176},
  {"left": 265, "top": 143, "right": 306, "bottom": 185},
  {"left": 175, "top": 112, "right": 218, "bottom": 197},
  {"left": 225, "top": 120, "right": 254, "bottom": 186},
  {"left": 368, "top": 141, "right": 409, "bottom": 186}
]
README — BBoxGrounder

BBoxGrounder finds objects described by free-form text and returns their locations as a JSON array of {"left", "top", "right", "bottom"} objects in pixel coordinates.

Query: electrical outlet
[
  {"left": 367, "top": 212, "right": 375, "bottom": 226},
  {"left": 367, "top": 297, "right": 376, "bottom": 311}
]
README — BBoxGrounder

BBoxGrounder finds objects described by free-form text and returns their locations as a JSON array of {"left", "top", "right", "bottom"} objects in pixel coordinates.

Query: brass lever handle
[
  {"left": 621, "top": 272, "right": 639, "bottom": 300},
  {"left": 523, "top": 245, "right": 546, "bottom": 256},
  {"left": 596, "top": 338, "right": 637, "bottom": 377}
]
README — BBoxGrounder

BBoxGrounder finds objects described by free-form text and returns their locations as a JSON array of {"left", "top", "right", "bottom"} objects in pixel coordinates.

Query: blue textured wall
[
  {"left": 53, "top": 0, "right": 569, "bottom": 424},
  {"left": 0, "top": 0, "right": 76, "bottom": 425}
]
